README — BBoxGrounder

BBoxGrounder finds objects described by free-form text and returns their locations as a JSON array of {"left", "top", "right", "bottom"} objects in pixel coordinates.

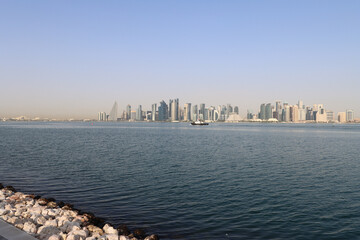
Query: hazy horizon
[{"left": 1, "top": 1, "right": 359, "bottom": 119}]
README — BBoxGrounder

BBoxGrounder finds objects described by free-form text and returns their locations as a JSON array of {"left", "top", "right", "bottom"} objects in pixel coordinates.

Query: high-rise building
[
  {"left": 298, "top": 100, "right": 304, "bottom": 109},
  {"left": 98, "top": 112, "right": 107, "bottom": 121},
  {"left": 346, "top": 109, "right": 354, "bottom": 122},
  {"left": 306, "top": 107, "right": 313, "bottom": 121},
  {"left": 299, "top": 108, "right": 306, "bottom": 121},
  {"left": 136, "top": 105, "right": 143, "bottom": 121},
  {"left": 168, "top": 99, "right": 173, "bottom": 119},
  {"left": 130, "top": 111, "right": 136, "bottom": 120},
  {"left": 204, "top": 108, "right": 208, "bottom": 120},
  {"left": 247, "top": 110, "right": 254, "bottom": 120},
  {"left": 291, "top": 105, "right": 299, "bottom": 122},
  {"left": 265, "top": 103, "right": 272, "bottom": 120},
  {"left": 283, "top": 105, "right": 290, "bottom": 122},
  {"left": 234, "top": 106, "right": 239, "bottom": 115},
  {"left": 171, "top": 98, "right": 179, "bottom": 121},
  {"left": 259, "top": 103, "right": 266, "bottom": 120},
  {"left": 184, "top": 103, "right": 192, "bottom": 121},
  {"left": 199, "top": 103, "right": 205, "bottom": 120},
  {"left": 275, "top": 101, "right": 282, "bottom": 121},
  {"left": 108, "top": 101, "right": 118, "bottom": 121},
  {"left": 208, "top": 106, "right": 215, "bottom": 121},
  {"left": 226, "top": 104, "right": 233, "bottom": 118},
  {"left": 192, "top": 105, "right": 198, "bottom": 121},
  {"left": 126, "top": 105, "right": 131, "bottom": 120},
  {"left": 338, "top": 112, "right": 346, "bottom": 123},
  {"left": 158, "top": 100, "right": 168, "bottom": 121},
  {"left": 316, "top": 108, "right": 327, "bottom": 123},
  {"left": 151, "top": 103, "right": 157, "bottom": 121},
  {"left": 326, "top": 111, "right": 334, "bottom": 121}
]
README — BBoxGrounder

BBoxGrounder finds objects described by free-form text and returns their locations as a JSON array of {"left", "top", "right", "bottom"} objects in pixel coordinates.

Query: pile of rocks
[{"left": 0, "top": 184, "right": 159, "bottom": 240}]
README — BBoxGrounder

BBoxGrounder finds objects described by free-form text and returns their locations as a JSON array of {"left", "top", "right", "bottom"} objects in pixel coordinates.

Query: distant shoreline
[{"left": 1, "top": 119, "right": 360, "bottom": 124}]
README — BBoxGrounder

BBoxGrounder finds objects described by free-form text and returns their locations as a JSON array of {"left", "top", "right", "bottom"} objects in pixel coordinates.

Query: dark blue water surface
[{"left": 1, "top": 122, "right": 360, "bottom": 239}]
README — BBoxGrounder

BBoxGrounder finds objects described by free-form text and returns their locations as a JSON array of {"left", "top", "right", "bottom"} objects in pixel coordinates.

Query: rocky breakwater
[{"left": 0, "top": 184, "right": 159, "bottom": 240}]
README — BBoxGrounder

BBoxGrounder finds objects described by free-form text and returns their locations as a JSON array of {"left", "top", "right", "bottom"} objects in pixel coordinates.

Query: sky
[{"left": 1, "top": 0, "right": 359, "bottom": 119}]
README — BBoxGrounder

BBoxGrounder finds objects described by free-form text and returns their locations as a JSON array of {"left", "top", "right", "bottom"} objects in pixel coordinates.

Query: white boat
[{"left": 191, "top": 120, "right": 209, "bottom": 125}]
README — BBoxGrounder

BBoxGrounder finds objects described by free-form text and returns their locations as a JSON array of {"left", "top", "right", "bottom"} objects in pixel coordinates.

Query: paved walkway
[{"left": 0, "top": 219, "right": 37, "bottom": 240}]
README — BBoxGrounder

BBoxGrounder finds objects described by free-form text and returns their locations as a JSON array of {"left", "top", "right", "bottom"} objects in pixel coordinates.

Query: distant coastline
[{"left": 1, "top": 118, "right": 360, "bottom": 124}]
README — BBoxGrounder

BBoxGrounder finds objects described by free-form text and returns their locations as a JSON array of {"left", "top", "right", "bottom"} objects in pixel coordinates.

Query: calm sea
[{"left": 1, "top": 122, "right": 360, "bottom": 239}]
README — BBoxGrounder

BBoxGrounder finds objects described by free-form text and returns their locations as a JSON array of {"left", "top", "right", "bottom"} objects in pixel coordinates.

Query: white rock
[
  {"left": 60, "top": 221, "right": 81, "bottom": 233},
  {"left": 48, "top": 235, "right": 61, "bottom": 240},
  {"left": 29, "top": 206, "right": 43, "bottom": 215},
  {"left": 60, "top": 232, "right": 68, "bottom": 240},
  {"left": 14, "top": 209, "right": 23, "bottom": 217},
  {"left": 70, "top": 229, "right": 88, "bottom": 238},
  {"left": 5, "top": 205, "right": 12, "bottom": 210},
  {"left": 0, "top": 191, "right": 6, "bottom": 201},
  {"left": 66, "top": 234, "right": 82, "bottom": 240},
  {"left": 85, "top": 237, "right": 97, "bottom": 240},
  {"left": 106, "top": 234, "right": 119, "bottom": 240},
  {"left": 21, "top": 211, "right": 31, "bottom": 218},
  {"left": 103, "top": 224, "right": 118, "bottom": 235},
  {"left": 47, "top": 208, "right": 59, "bottom": 217},
  {"left": 7, "top": 216, "right": 17, "bottom": 224},
  {"left": 45, "top": 219, "right": 58, "bottom": 227},
  {"left": 119, "top": 236, "right": 130, "bottom": 240},
  {"left": 7, "top": 210, "right": 15, "bottom": 216},
  {"left": 63, "top": 210, "right": 78, "bottom": 218},
  {"left": 91, "top": 232, "right": 102, "bottom": 239},
  {"left": 26, "top": 199, "right": 35, "bottom": 206},
  {"left": 42, "top": 208, "right": 50, "bottom": 217},
  {"left": 15, "top": 223, "right": 24, "bottom": 229},
  {"left": 37, "top": 226, "right": 61, "bottom": 239},
  {"left": 23, "top": 222, "right": 37, "bottom": 234},
  {"left": 35, "top": 215, "right": 47, "bottom": 225},
  {"left": 0, "top": 209, "right": 9, "bottom": 216},
  {"left": 57, "top": 215, "right": 70, "bottom": 227}
]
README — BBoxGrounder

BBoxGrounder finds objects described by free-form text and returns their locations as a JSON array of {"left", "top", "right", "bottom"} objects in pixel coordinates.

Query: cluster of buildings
[
  {"left": 247, "top": 100, "right": 355, "bottom": 123},
  {"left": 98, "top": 99, "right": 240, "bottom": 122},
  {"left": 98, "top": 99, "right": 356, "bottom": 123}
]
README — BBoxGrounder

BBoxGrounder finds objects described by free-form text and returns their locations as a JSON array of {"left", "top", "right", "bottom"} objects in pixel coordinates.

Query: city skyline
[
  {"left": 1, "top": 1, "right": 360, "bottom": 118},
  {"left": 94, "top": 98, "right": 355, "bottom": 123},
  {"left": 1, "top": 97, "right": 357, "bottom": 121}
]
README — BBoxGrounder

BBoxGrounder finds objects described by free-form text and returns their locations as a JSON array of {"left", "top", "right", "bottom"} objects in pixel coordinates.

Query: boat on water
[{"left": 191, "top": 120, "right": 209, "bottom": 125}]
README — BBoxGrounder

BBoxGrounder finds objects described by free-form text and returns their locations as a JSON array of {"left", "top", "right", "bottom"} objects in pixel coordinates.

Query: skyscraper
[
  {"left": 284, "top": 105, "right": 290, "bottom": 122},
  {"left": 98, "top": 112, "right": 107, "bottom": 121},
  {"left": 234, "top": 106, "right": 239, "bottom": 115},
  {"left": 168, "top": 99, "right": 173, "bottom": 119},
  {"left": 126, "top": 105, "right": 131, "bottom": 120},
  {"left": 151, "top": 103, "right": 157, "bottom": 121},
  {"left": 326, "top": 111, "right": 334, "bottom": 121},
  {"left": 291, "top": 105, "right": 299, "bottom": 122},
  {"left": 338, "top": 112, "right": 346, "bottom": 123},
  {"left": 158, "top": 100, "right": 168, "bottom": 121},
  {"left": 298, "top": 100, "right": 304, "bottom": 109},
  {"left": 265, "top": 103, "right": 272, "bottom": 120},
  {"left": 199, "top": 103, "right": 205, "bottom": 120},
  {"left": 171, "top": 98, "right": 179, "bottom": 121},
  {"left": 193, "top": 105, "right": 198, "bottom": 121},
  {"left": 259, "top": 103, "right": 266, "bottom": 120},
  {"left": 136, "top": 105, "right": 143, "bottom": 121},
  {"left": 226, "top": 104, "right": 233, "bottom": 118},
  {"left": 346, "top": 109, "right": 354, "bottom": 122},
  {"left": 184, "top": 103, "right": 192, "bottom": 121},
  {"left": 108, "top": 101, "right": 118, "bottom": 121}
]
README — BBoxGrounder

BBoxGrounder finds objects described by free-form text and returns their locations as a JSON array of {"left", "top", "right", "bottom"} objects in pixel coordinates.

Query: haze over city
[{"left": 1, "top": 1, "right": 359, "bottom": 119}]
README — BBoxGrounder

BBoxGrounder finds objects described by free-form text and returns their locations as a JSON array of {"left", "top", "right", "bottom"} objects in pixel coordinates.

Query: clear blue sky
[{"left": 1, "top": 1, "right": 359, "bottom": 118}]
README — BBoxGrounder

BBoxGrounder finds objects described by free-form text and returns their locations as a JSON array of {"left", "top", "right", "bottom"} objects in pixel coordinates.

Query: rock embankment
[{"left": 0, "top": 184, "right": 159, "bottom": 240}]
